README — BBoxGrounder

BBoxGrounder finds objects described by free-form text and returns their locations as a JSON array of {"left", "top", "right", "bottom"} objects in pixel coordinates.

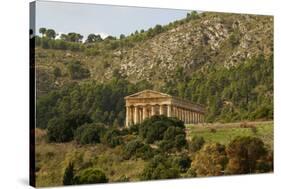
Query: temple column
[
  {"left": 184, "top": 110, "right": 187, "bottom": 124},
  {"left": 139, "top": 107, "right": 143, "bottom": 123},
  {"left": 180, "top": 108, "right": 183, "bottom": 121},
  {"left": 151, "top": 105, "right": 156, "bottom": 116},
  {"left": 167, "top": 105, "right": 172, "bottom": 117},
  {"left": 193, "top": 112, "right": 196, "bottom": 124},
  {"left": 130, "top": 107, "right": 134, "bottom": 125},
  {"left": 187, "top": 110, "right": 190, "bottom": 123},
  {"left": 126, "top": 106, "right": 129, "bottom": 127},
  {"left": 160, "top": 105, "right": 164, "bottom": 115},
  {"left": 143, "top": 106, "right": 148, "bottom": 120},
  {"left": 134, "top": 106, "right": 139, "bottom": 124}
]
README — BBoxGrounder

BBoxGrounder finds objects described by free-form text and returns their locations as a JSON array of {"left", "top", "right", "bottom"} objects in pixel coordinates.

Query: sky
[{"left": 35, "top": 0, "right": 189, "bottom": 40}]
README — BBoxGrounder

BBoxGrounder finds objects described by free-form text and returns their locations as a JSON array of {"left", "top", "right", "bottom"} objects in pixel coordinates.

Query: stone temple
[{"left": 124, "top": 90, "right": 205, "bottom": 127}]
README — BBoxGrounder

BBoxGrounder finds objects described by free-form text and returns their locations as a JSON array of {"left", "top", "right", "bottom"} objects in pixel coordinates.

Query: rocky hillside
[
  {"left": 118, "top": 13, "right": 273, "bottom": 84},
  {"left": 35, "top": 12, "right": 273, "bottom": 94}
]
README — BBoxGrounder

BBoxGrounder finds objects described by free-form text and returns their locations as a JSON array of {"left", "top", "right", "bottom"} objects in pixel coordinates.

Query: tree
[
  {"left": 47, "top": 113, "right": 92, "bottom": 142},
  {"left": 226, "top": 136, "right": 267, "bottom": 174},
  {"left": 63, "top": 162, "right": 75, "bottom": 185},
  {"left": 39, "top": 27, "right": 46, "bottom": 36},
  {"left": 191, "top": 143, "right": 228, "bottom": 176},
  {"left": 119, "top": 34, "right": 125, "bottom": 39},
  {"left": 190, "top": 11, "right": 199, "bottom": 19},
  {"left": 86, "top": 34, "right": 103, "bottom": 43},
  {"left": 74, "top": 168, "right": 108, "bottom": 184},
  {"left": 74, "top": 123, "right": 106, "bottom": 145},
  {"left": 45, "top": 29, "right": 56, "bottom": 39},
  {"left": 67, "top": 32, "right": 83, "bottom": 42},
  {"left": 141, "top": 155, "right": 180, "bottom": 180},
  {"left": 123, "top": 139, "right": 144, "bottom": 160},
  {"left": 101, "top": 128, "right": 123, "bottom": 147},
  {"left": 138, "top": 115, "right": 185, "bottom": 144}
]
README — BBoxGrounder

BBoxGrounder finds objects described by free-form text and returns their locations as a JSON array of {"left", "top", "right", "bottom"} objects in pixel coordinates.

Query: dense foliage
[
  {"left": 163, "top": 54, "right": 273, "bottom": 122},
  {"left": 36, "top": 77, "right": 152, "bottom": 130},
  {"left": 226, "top": 136, "right": 270, "bottom": 174},
  {"left": 74, "top": 123, "right": 106, "bottom": 145},
  {"left": 191, "top": 143, "right": 228, "bottom": 176},
  {"left": 141, "top": 155, "right": 180, "bottom": 180},
  {"left": 74, "top": 168, "right": 108, "bottom": 184}
]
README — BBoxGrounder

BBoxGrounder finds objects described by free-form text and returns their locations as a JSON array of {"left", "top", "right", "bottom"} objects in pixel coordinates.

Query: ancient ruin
[{"left": 124, "top": 90, "right": 205, "bottom": 127}]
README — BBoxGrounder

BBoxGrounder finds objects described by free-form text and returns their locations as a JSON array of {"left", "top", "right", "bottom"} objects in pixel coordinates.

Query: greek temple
[{"left": 124, "top": 90, "right": 205, "bottom": 127}]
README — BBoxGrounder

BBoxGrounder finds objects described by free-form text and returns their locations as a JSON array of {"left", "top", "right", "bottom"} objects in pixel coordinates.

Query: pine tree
[{"left": 63, "top": 162, "right": 74, "bottom": 185}]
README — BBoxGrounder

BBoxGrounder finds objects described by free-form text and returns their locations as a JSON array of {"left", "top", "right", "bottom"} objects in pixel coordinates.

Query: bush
[
  {"left": 172, "top": 155, "right": 191, "bottom": 173},
  {"left": 74, "top": 123, "right": 106, "bottom": 145},
  {"left": 74, "top": 168, "right": 108, "bottom": 184},
  {"left": 141, "top": 155, "right": 180, "bottom": 180},
  {"left": 139, "top": 115, "right": 185, "bottom": 144},
  {"left": 175, "top": 134, "right": 187, "bottom": 149},
  {"left": 123, "top": 139, "right": 143, "bottom": 160},
  {"left": 67, "top": 61, "right": 90, "bottom": 80},
  {"left": 47, "top": 118, "right": 74, "bottom": 142},
  {"left": 47, "top": 114, "right": 92, "bottom": 142},
  {"left": 189, "top": 136, "right": 205, "bottom": 153},
  {"left": 191, "top": 143, "right": 228, "bottom": 176},
  {"left": 229, "top": 32, "right": 240, "bottom": 47},
  {"left": 226, "top": 136, "right": 268, "bottom": 174},
  {"left": 101, "top": 128, "right": 123, "bottom": 147}
]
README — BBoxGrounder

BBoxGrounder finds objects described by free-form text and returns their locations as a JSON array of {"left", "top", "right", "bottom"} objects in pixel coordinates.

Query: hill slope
[
  {"left": 35, "top": 12, "right": 273, "bottom": 123},
  {"left": 35, "top": 12, "right": 273, "bottom": 93}
]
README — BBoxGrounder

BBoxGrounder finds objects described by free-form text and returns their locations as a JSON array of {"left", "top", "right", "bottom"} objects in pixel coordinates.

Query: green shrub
[
  {"left": 141, "top": 155, "right": 180, "bottom": 180},
  {"left": 74, "top": 123, "right": 106, "bottom": 144},
  {"left": 101, "top": 128, "right": 123, "bottom": 147},
  {"left": 189, "top": 136, "right": 205, "bottom": 153},
  {"left": 67, "top": 61, "right": 90, "bottom": 80},
  {"left": 47, "top": 114, "right": 92, "bottom": 142},
  {"left": 74, "top": 168, "right": 108, "bottom": 184},
  {"left": 138, "top": 115, "right": 185, "bottom": 144},
  {"left": 172, "top": 155, "right": 191, "bottom": 173},
  {"left": 123, "top": 139, "right": 143, "bottom": 160}
]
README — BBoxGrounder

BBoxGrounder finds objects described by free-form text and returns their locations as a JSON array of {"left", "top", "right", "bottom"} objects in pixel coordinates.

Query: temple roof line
[{"left": 125, "top": 89, "right": 205, "bottom": 109}]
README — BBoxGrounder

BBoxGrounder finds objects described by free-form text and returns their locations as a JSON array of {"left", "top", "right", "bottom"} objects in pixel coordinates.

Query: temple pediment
[{"left": 125, "top": 90, "right": 171, "bottom": 99}]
